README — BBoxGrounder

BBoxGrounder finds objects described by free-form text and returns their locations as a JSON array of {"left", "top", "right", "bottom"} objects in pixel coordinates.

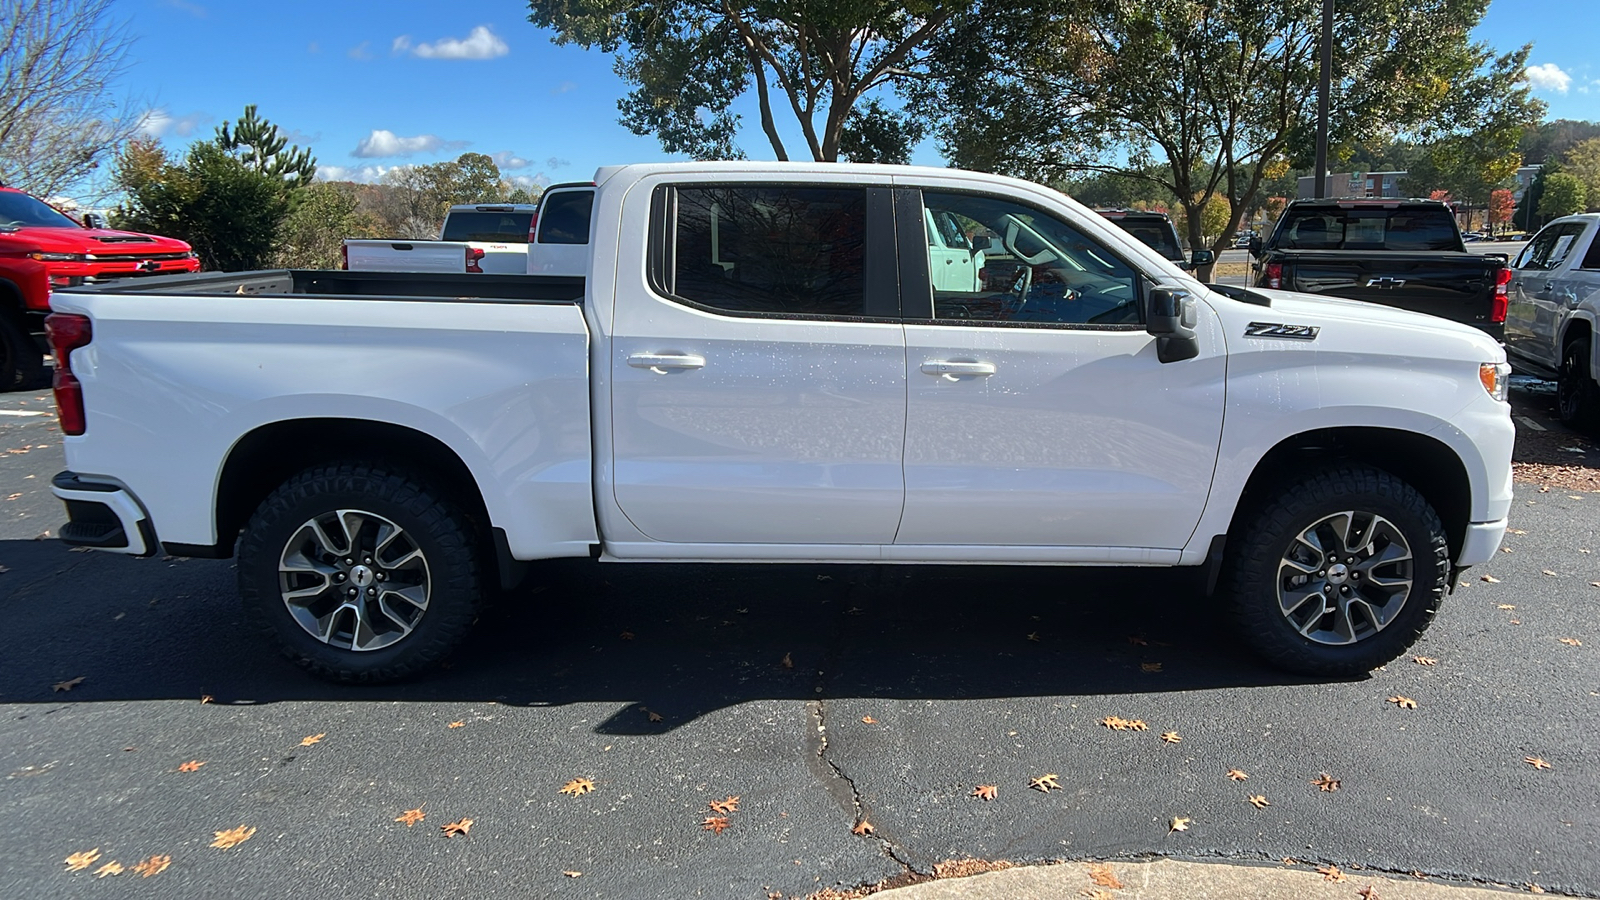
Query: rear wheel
[
  {"left": 1557, "top": 334, "right": 1600, "bottom": 434},
  {"left": 1223, "top": 464, "right": 1449, "bottom": 677},
  {"left": 237, "top": 462, "right": 484, "bottom": 683},
  {"left": 0, "top": 311, "right": 43, "bottom": 392}
]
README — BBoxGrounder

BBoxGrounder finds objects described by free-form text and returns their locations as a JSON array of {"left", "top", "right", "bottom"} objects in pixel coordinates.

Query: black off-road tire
[
  {"left": 0, "top": 311, "right": 43, "bottom": 392},
  {"left": 1557, "top": 334, "right": 1600, "bottom": 434},
  {"left": 1222, "top": 464, "right": 1449, "bottom": 677},
  {"left": 237, "top": 462, "right": 484, "bottom": 683}
]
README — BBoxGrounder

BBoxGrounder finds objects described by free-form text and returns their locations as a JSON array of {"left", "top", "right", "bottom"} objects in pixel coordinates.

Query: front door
[
  {"left": 1507, "top": 223, "right": 1583, "bottom": 369},
  {"left": 894, "top": 186, "right": 1226, "bottom": 553},
  {"left": 609, "top": 181, "right": 907, "bottom": 545}
]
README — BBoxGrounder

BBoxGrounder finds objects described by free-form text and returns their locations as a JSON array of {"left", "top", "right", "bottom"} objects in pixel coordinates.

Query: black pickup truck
[{"left": 1249, "top": 199, "right": 1511, "bottom": 340}]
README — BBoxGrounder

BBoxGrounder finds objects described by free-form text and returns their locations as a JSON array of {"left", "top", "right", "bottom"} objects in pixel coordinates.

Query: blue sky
[{"left": 119, "top": 0, "right": 1600, "bottom": 188}]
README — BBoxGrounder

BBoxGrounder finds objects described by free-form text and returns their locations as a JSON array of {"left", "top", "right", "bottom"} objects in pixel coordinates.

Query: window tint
[
  {"left": 920, "top": 191, "right": 1141, "bottom": 326},
  {"left": 1519, "top": 224, "right": 1583, "bottom": 271},
  {"left": 1117, "top": 222, "right": 1185, "bottom": 261},
  {"left": 667, "top": 185, "right": 866, "bottom": 317},
  {"left": 1273, "top": 207, "right": 1460, "bottom": 251},
  {"left": 0, "top": 190, "right": 80, "bottom": 229},
  {"left": 537, "top": 191, "right": 593, "bottom": 245},
  {"left": 441, "top": 211, "right": 534, "bottom": 243},
  {"left": 1583, "top": 226, "right": 1600, "bottom": 270}
]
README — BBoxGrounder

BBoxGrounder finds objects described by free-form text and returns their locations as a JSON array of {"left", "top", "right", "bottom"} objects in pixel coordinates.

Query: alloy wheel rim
[
  {"left": 1276, "top": 510, "right": 1412, "bottom": 646},
  {"left": 278, "top": 509, "right": 431, "bottom": 651}
]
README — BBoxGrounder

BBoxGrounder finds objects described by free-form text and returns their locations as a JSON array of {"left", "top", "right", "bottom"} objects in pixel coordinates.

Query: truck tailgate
[
  {"left": 1282, "top": 251, "right": 1503, "bottom": 329},
  {"left": 344, "top": 239, "right": 472, "bottom": 273}
]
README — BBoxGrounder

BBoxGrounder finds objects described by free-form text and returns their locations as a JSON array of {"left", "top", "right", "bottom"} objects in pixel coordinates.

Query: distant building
[
  {"left": 1295, "top": 171, "right": 1407, "bottom": 200},
  {"left": 1513, "top": 164, "right": 1542, "bottom": 203}
]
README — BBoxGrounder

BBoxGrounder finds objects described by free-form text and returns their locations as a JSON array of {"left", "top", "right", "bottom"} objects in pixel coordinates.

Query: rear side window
[
  {"left": 536, "top": 191, "right": 593, "bottom": 245},
  {"left": 1117, "top": 222, "right": 1184, "bottom": 261},
  {"left": 441, "top": 211, "right": 534, "bottom": 243},
  {"left": 660, "top": 185, "right": 867, "bottom": 317},
  {"left": 1518, "top": 223, "right": 1584, "bottom": 271},
  {"left": 1583, "top": 225, "right": 1600, "bottom": 270},
  {"left": 1273, "top": 207, "right": 1460, "bottom": 251}
]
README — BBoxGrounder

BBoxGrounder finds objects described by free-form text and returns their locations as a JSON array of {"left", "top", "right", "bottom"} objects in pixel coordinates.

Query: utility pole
[{"left": 1312, "top": 0, "right": 1333, "bottom": 198}]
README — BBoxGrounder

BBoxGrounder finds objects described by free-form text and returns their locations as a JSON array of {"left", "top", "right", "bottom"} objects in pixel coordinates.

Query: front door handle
[
  {"left": 920, "top": 360, "right": 996, "bottom": 377},
  {"left": 628, "top": 352, "right": 706, "bottom": 371}
]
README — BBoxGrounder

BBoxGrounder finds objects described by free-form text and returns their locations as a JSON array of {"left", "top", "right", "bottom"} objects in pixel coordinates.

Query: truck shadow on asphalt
[{"left": 0, "top": 540, "right": 1336, "bottom": 729}]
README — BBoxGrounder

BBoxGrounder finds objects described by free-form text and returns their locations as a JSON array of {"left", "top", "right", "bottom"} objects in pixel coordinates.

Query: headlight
[
  {"left": 29, "top": 251, "right": 86, "bottom": 262},
  {"left": 1479, "top": 362, "right": 1511, "bottom": 402}
]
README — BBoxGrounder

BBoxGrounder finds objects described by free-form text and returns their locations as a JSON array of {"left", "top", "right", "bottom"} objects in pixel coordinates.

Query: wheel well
[
  {"left": 1563, "top": 318, "right": 1592, "bottom": 353},
  {"left": 211, "top": 419, "right": 493, "bottom": 560},
  {"left": 1229, "top": 427, "right": 1472, "bottom": 563}
]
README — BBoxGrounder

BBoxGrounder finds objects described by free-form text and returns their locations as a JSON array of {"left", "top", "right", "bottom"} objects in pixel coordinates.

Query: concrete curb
[{"left": 873, "top": 858, "right": 1567, "bottom": 899}]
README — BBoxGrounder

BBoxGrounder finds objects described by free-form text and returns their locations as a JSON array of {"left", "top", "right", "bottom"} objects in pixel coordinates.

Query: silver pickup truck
[{"left": 1504, "top": 213, "right": 1600, "bottom": 432}]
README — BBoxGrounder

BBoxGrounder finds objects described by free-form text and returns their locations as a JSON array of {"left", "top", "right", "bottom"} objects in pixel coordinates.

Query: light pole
[{"left": 1312, "top": 0, "right": 1333, "bottom": 199}]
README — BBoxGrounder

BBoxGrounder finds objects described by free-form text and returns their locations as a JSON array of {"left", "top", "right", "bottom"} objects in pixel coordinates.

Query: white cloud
[
  {"left": 351, "top": 129, "right": 468, "bottom": 158},
  {"left": 552, "top": 80, "right": 577, "bottom": 95},
  {"left": 317, "top": 164, "right": 397, "bottom": 184},
  {"left": 546, "top": 156, "right": 569, "bottom": 170},
  {"left": 1523, "top": 63, "right": 1572, "bottom": 93},
  {"left": 137, "top": 108, "right": 210, "bottom": 138},
  {"left": 509, "top": 173, "right": 551, "bottom": 190},
  {"left": 492, "top": 151, "right": 530, "bottom": 170},
  {"left": 348, "top": 41, "right": 373, "bottom": 60},
  {"left": 392, "top": 25, "right": 508, "bottom": 60}
]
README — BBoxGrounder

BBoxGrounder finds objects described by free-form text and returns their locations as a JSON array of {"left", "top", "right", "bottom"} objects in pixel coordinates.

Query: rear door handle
[
  {"left": 920, "top": 360, "right": 996, "bottom": 377},
  {"left": 628, "top": 352, "right": 706, "bottom": 371}
]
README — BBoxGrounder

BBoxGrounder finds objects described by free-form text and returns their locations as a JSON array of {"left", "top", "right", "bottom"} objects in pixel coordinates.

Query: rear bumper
[
  {"left": 50, "top": 471, "right": 156, "bottom": 556},
  {"left": 1457, "top": 518, "right": 1507, "bottom": 566}
]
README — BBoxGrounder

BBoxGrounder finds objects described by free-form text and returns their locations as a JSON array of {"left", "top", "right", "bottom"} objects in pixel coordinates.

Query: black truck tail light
[
  {"left": 1490, "top": 268, "right": 1512, "bottom": 324},
  {"left": 44, "top": 313, "right": 92, "bottom": 436},
  {"left": 1265, "top": 262, "right": 1283, "bottom": 289}
]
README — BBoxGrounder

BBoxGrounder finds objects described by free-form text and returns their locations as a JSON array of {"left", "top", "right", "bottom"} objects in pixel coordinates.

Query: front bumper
[
  {"left": 51, "top": 471, "right": 156, "bottom": 556},
  {"left": 1457, "top": 518, "right": 1507, "bottom": 566}
]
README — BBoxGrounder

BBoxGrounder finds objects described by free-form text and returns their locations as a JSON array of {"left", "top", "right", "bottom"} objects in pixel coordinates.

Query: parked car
[
  {"left": 343, "top": 184, "right": 598, "bottom": 276},
  {"left": 0, "top": 184, "right": 199, "bottom": 389},
  {"left": 1249, "top": 199, "right": 1510, "bottom": 340},
  {"left": 48, "top": 162, "right": 1512, "bottom": 684},
  {"left": 1094, "top": 209, "right": 1215, "bottom": 271},
  {"left": 1503, "top": 213, "right": 1600, "bottom": 431}
]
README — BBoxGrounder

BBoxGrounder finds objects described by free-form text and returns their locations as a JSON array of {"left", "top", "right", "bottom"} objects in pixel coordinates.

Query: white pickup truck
[
  {"left": 1504, "top": 213, "right": 1600, "bottom": 432},
  {"left": 340, "top": 186, "right": 595, "bottom": 276},
  {"left": 47, "top": 162, "right": 1514, "bottom": 683}
]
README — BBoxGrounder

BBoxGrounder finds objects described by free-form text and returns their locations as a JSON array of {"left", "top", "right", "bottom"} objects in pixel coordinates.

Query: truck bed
[
  {"left": 1263, "top": 250, "right": 1506, "bottom": 338},
  {"left": 73, "top": 269, "right": 585, "bottom": 303}
]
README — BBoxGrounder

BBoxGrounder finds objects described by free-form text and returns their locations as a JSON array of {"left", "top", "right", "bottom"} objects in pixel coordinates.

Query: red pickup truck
[{"left": 0, "top": 185, "right": 200, "bottom": 389}]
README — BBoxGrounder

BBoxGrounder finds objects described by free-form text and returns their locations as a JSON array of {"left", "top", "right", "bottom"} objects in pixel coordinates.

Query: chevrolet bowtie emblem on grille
[
  {"left": 1365, "top": 276, "right": 1406, "bottom": 289},
  {"left": 1244, "top": 322, "right": 1319, "bottom": 340},
  {"left": 137, "top": 260, "right": 160, "bottom": 272}
]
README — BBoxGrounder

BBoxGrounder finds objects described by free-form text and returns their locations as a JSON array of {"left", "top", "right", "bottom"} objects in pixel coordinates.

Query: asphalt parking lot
[{"left": 1, "top": 381, "right": 1597, "bottom": 899}]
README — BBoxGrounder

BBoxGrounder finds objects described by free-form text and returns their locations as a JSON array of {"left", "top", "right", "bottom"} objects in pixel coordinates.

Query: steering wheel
[{"left": 1006, "top": 265, "right": 1033, "bottom": 317}]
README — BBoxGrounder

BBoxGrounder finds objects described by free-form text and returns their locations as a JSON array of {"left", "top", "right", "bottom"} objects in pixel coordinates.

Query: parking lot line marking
[
  {"left": 1516, "top": 416, "right": 1547, "bottom": 432},
  {"left": 0, "top": 410, "right": 49, "bottom": 417}
]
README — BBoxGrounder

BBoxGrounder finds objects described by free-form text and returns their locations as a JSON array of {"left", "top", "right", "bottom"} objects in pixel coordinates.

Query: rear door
[
  {"left": 1508, "top": 222, "right": 1585, "bottom": 369},
  {"left": 609, "top": 178, "right": 907, "bottom": 545}
]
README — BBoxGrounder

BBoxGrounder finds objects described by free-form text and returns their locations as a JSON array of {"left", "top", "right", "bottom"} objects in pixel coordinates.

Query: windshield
[
  {"left": 0, "top": 190, "right": 81, "bottom": 230},
  {"left": 440, "top": 211, "right": 533, "bottom": 243},
  {"left": 1116, "top": 221, "right": 1184, "bottom": 261},
  {"left": 1272, "top": 207, "right": 1460, "bottom": 252}
]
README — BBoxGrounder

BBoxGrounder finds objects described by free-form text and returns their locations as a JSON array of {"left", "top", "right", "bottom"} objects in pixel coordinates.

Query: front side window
[
  {"left": 666, "top": 185, "right": 866, "bottom": 317},
  {"left": 919, "top": 191, "right": 1141, "bottom": 326},
  {"left": 1518, "top": 224, "right": 1581, "bottom": 271}
]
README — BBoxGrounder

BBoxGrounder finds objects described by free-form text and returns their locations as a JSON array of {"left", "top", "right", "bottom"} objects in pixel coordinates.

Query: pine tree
[{"left": 215, "top": 105, "right": 317, "bottom": 185}]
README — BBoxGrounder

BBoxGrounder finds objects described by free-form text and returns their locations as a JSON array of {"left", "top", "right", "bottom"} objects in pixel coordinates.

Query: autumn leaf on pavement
[
  {"left": 1413, "top": 656, "right": 1438, "bottom": 666},
  {"left": 93, "top": 861, "right": 123, "bottom": 878},
  {"left": 851, "top": 819, "right": 874, "bottom": 836},
  {"left": 1026, "top": 632, "right": 1041, "bottom": 642},
  {"left": 1387, "top": 696, "right": 1418, "bottom": 709},
  {"left": 645, "top": 709, "right": 663, "bottom": 723},
  {"left": 972, "top": 785, "right": 998, "bottom": 801},
  {"left": 861, "top": 716, "right": 877, "bottom": 724},
  {"left": 1029, "top": 773, "right": 1062, "bottom": 792},
  {"left": 441, "top": 818, "right": 473, "bottom": 837},
  {"left": 1543, "top": 569, "right": 1558, "bottom": 577},
  {"left": 1508, "top": 528, "right": 1527, "bottom": 534},
  {"left": 1358, "top": 886, "right": 1381, "bottom": 900},
  {"left": 448, "top": 721, "right": 465, "bottom": 728},
  {"left": 1140, "top": 662, "right": 1163, "bottom": 672},
  {"left": 1480, "top": 574, "right": 1500, "bottom": 583},
  {"left": 563, "top": 870, "right": 582, "bottom": 877},
  {"left": 1168, "top": 816, "right": 1190, "bottom": 833},
  {"left": 1100, "top": 716, "right": 1148, "bottom": 731},
  {"left": 1086, "top": 862, "right": 1123, "bottom": 888},
  {"left": 1160, "top": 731, "right": 1182, "bottom": 743},
  {"left": 1226, "top": 769, "right": 1249, "bottom": 781},
  {"left": 1312, "top": 773, "right": 1341, "bottom": 792},
  {"left": 781, "top": 652, "right": 794, "bottom": 669},
  {"left": 64, "top": 849, "right": 101, "bottom": 871},
  {"left": 395, "top": 808, "right": 426, "bottom": 827},
  {"left": 199, "top": 694, "right": 214, "bottom": 704},
  {"left": 619, "top": 631, "right": 634, "bottom": 640},
  {"left": 299, "top": 733, "right": 325, "bottom": 747},
  {"left": 709, "top": 796, "right": 740, "bottom": 814},
  {"left": 1247, "top": 795, "right": 1270, "bottom": 809},
  {"left": 1497, "top": 604, "right": 1516, "bottom": 610},
  {"left": 52, "top": 676, "right": 85, "bottom": 692},
  {"left": 177, "top": 760, "right": 205, "bottom": 773},
  {"left": 702, "top": 816, "right": 731, "bottom": 834},
  {"left": 560, "top": 777, "right": 596, "bottom": 796},
  {"left": 1317, "top": 865, "right": 1346, "bottom": 883},
  {"left": 1524, "top": 756, "right": 1552, "bottom": 770},
  {"left": 1559, "top": 638, "right": 1582, "bottom": 646},
  {"left": 131, "top": 855, "right": 171, "bottom": 878},
  {"left": 1083, "top": 891, "right": 1112, "bottom": 900},
  {"left": 210, "top": 825, "right": 256, "bottom": 850}
]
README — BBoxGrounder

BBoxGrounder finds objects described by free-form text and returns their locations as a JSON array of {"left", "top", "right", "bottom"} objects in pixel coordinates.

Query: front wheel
[
  {"left": 1557, "top": 335, "right": 1600, "bottom": 434},
  {"left": 237, "top": 463, "right": 485, "bottom": 683},
  {"left": 1222, "top": 464, "right": 1449, "bottom": 677}
]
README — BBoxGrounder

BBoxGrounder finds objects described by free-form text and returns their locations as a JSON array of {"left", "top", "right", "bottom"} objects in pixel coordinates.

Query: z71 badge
[{"left": 1244, "top": 322, "right": 1319, "bottom": 340}]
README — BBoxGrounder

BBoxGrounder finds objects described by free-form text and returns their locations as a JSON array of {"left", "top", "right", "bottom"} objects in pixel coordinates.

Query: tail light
[
  {"left": 1265, "top": 262, "right": 1283, "bottom": 289},
  {"left": 44, "top": 313, "right": 92, "bottom": 436},
  {"left": 340, "top": 244, "right": 348, "bottom": 270},
  {"left": 466, "top": 246, "right": 484, "bottom": 274},
  {"left": 1490, "top": 267, "right": 1512, "bottom": 324},
  {"left": 526, "top": 212, "right": 539, "bottom": 244}
]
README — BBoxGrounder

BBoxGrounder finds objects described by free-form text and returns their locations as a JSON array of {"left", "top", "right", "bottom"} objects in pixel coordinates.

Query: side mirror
[
  {"left": 1190, "top": 249, "right": 1216, "bottom": 267},
  {"left": 1146, "top": 286, "right": 1200, "bottom": 364},
  {"left": 1247, "top": 235, "right": 1263, "bottom": 257},
  {"left": 82, "top": 212, "right": 108, "bottom": 230},
  {"left": 969, "top": 234, "right": 992, "bottom": 252}
]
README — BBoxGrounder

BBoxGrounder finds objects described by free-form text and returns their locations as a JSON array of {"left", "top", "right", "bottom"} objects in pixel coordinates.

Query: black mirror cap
[
  {"left": 969, "top": 234, "right": 992, "bottom": 252},
  {"left": 1191, "top": 249, "right": 1216, "bottom": 266},
  {"left": 1247, "top": 235, "right": 1263, "bottom": 257},
  {"left": 1147, "top": 286, "right": 1200, "bottom": 363}
]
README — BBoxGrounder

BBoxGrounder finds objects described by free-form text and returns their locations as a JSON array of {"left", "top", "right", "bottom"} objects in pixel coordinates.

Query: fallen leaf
[
  {"left": 781, "top": 652, "right": 794, "bottom": 669},
  {"left": 846, "top": 607, "right": 864, "bottom": 616},
  {"left": 1358, "top": 886, "right": 1381, "bottom": 900},
  {"left": 1082, "top": 891, "right": 1113, "bottom": 900},
  {"left": 1312, "top": 773, "right": 1341, "bottom": 792},
  {"left": 968, "top": 784, "right": 998, "bottom": 801},
  {"left": 1508, "top": 528, "right": 1527, "bottom": 534},
  {"left": 646, "top": 709, "right": 663, "bottom": 723},
  {"left": 210, "top": 825, "right": 256, "bottom": 850},
  {"left": 395, "top": 808, "right": 425, "bottom": 827},
  {"left": 1026, "top": 632, "right": 1041, "bottom": 642},
  {"left": 860, "top": 716, "right": 877, "bottom": 724},
  {"left": 816, "top": 574, "right": 832, "bottom": 581},
  {"left": 1168, "top": 816, "right": 1190, "bottom": 833},
  {"left": 93, "top": 861, "right": 123, "bottom": 878},
  {"left": 1500, "top": 547, "right": 1513, "bottom": 553},
  {"left": 177, "top": 760, "right": 205, "bottom": 773},
  {"left": 1497, "top": 604, "right": 1517, "bottom": 610},
  {"left": 1318, "top": 865, "right": 1347, "bottom": 883},
  {"left": 1226, "top": 769, "right": 1249, "bottom": 781},
  {"left": 709, "top": 796, "right": 740, "bottom": 814},
  {"left": 1509, "top": 619, "right": 1521, "bottom": 625},
  {"left": 1591, "top": 582, "right": 1600, "bottom": 588},
  {"left": 563, "top": 870, "right": 582, "bottom": 878},
  {"left": 1559, "top": 638, "right": 1582, "bottom": 646},
  {"left": 1100, "top": 716, "right": 1148, "bottom": 731},
  {"left": 1247, "top": 795, "right": 1270, "bottom": 809},
  {"left": 1141, "top": 662, "right": 1164, "bottom": 672},
  {"left": 1387, "top": 696, "right": 1418, "bottom": 709},
  {"left": 1086, "top": 862, "right": 1123, "bottom": 889},
  {"left": 441, "top": 817, "right": 473, "bottom": 837},
  {"left": 1413, "top": 656, "right": 1438, "bottom": 666},
  {"left": 64, "top": 849, "right": 101, "bottom": 871},
  {"left": 1480, "top": 574, "right": 1500, "bottom": 583},
  {"left": 1524, "top": 756, "right": 1552, "bottom": 770},
  {"left": 1528, "top": 884, "right": 1547, "bottom": 894},
  {"left": 560, "top": 777, "right": 595, "bottom": 796},
  {"left": 702, "top": 816, "right": 731, "bottom": 834},
  {"left": 1542, "top": 570, "right": 1558, "bottom": 577},
  {"left": 199, "top": 695, "right": 214, "bottom": 704},
  {"left": 1160, "top": 731, "right": 1182, "bottom": 743},
  {"left": 851, "top": 819, "right": 874, "bottom": 836},
  {"left": 299, "top": 733, "right": 324, "bottom": 747},
  {"left": 1029, "top": 773, "right": 1062, "bottom": 792},
  {"left": 619, "top": 631, "right": 634, "bottom": 640},
  {"left": 448, "top": 721, "right": 464, "bottom": 728},
  {"left": 52, "top": 676, "right": 85, "bottom": 692},
  {"left": 131, "top": 855, "right": 171, "bottom": 878}
]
